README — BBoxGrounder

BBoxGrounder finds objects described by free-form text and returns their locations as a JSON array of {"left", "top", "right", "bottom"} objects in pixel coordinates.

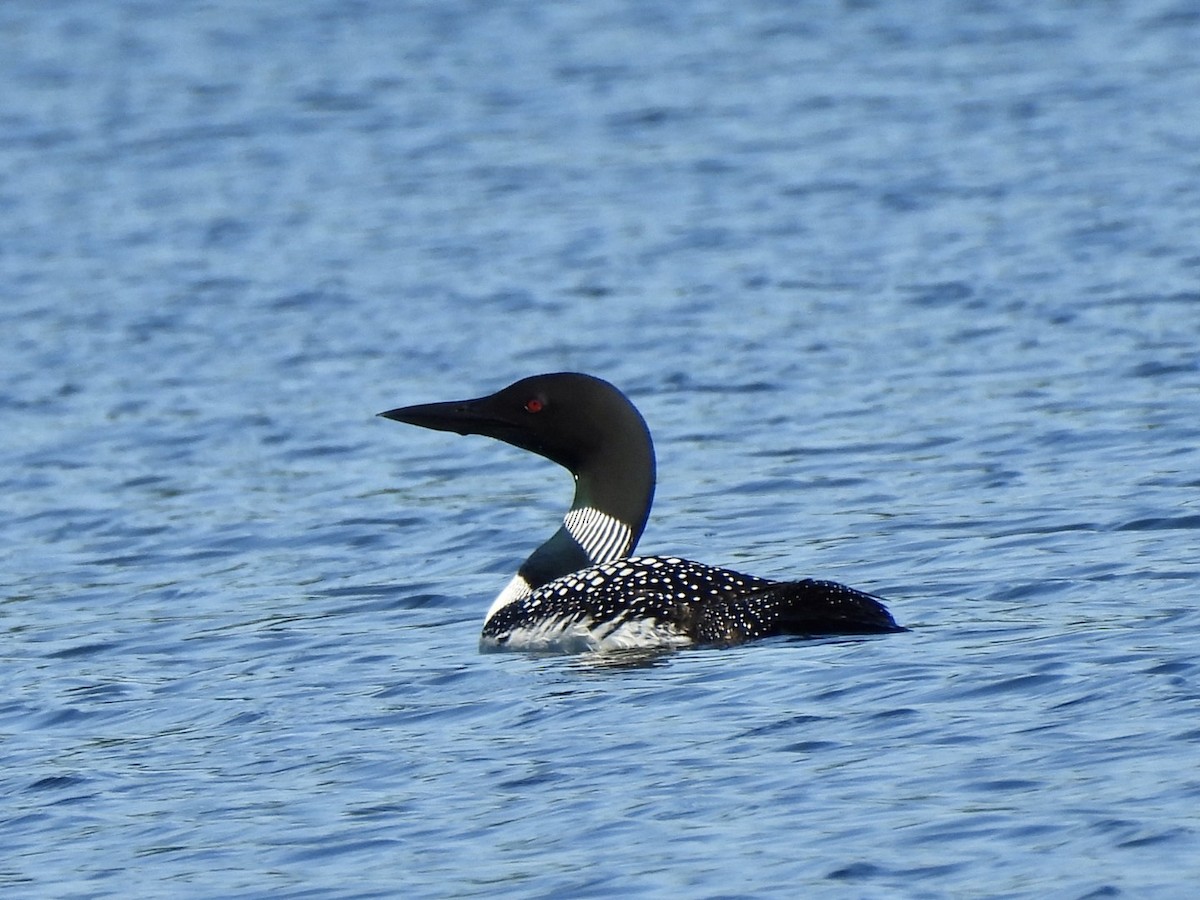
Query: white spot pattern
[{"left": 480, "top": 555, "right": 899, "bottom": 653}]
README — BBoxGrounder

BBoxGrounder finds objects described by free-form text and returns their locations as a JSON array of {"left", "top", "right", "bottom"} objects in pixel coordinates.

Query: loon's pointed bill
[
  {"left": 379, "top": 397, "right": 506, "bottom": 438},
  {"left": 380, "top": 372, "right": 903, "bottom": 653}
]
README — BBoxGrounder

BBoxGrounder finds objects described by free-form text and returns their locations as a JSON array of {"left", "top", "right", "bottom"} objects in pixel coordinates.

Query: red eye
[{"left": 524, "top": 398, "right": 544, "bottom": 413}]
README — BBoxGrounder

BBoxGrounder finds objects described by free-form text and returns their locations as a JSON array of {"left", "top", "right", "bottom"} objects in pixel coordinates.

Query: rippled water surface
[{"left": 4, "top": 1, "right": 1200, "bottom": 896}]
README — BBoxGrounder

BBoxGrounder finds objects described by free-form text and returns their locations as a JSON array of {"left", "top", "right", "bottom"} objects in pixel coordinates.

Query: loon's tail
[{"left": 692, "top": 579, "right": 904, "bottom": 646}]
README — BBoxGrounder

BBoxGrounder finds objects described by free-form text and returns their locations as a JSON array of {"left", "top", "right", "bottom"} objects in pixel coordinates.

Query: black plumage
[
  {"left": 380, "top": 372, "right": 903, "bottom": 652},
  {"left": 482, "top": 556, "right": 899, "bottom": 650}
]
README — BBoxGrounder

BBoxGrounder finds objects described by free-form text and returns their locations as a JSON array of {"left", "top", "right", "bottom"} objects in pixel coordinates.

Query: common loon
[{"left": 380, "top": 372, "right": 902, "bottom": 652}]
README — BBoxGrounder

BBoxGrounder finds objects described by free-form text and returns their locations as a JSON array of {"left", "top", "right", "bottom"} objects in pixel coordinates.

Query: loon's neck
[
  {"left": 484, "top": 402, "right": 656, "bottom": 624},
  {"left": 516, "top": 414, "right": 656, "bottom": 592}
]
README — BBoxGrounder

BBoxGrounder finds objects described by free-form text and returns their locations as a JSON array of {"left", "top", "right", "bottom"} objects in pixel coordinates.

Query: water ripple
[{"left": 3, "top": 1, "right": 1200, "bottom": 897}]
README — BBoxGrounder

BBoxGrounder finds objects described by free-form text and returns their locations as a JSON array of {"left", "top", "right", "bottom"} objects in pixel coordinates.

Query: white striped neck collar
[{"left": 563, "top": 506, "right": 634, "bottom": 565}]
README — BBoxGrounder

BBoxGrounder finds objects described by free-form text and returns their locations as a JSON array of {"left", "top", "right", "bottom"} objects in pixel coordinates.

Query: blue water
[{"left": 4, "top": 1, "right": 1200, "bottom": 896}]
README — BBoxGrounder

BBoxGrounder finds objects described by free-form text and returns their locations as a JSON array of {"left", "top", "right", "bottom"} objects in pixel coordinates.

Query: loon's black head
[
  {"left": 381, "top": 373, "right": 657, "bottom": 555},
  {"left": 379, "top": 372, "right": 651, "bottom": 477}
]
